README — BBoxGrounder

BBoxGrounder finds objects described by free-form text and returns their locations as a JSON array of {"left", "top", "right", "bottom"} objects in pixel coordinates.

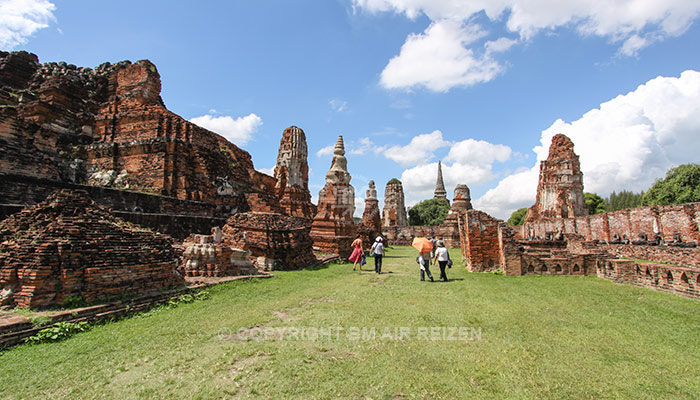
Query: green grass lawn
[{"left": 1, "top": 246, "right": 699, "bottom": 399}]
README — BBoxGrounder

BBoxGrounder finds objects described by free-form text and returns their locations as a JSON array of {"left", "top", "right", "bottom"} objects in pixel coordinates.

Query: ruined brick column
[
  {"left": 525, "top": 134, "right": 588, "bottom": 223},
  {"left": 382, "top": 179, "right": 407, "bottom": 227},
  {"left": 441, "top": 184, "right": 473, "bottom": 247},
  {"left": 359, "top": 180, "right": 382, "bottom": 247},
  {"left": 273, "top": 126, "right": 316, "bottom": 219},
  {"left": 310, "top": 136, "right": 357, "bottom": 258}
]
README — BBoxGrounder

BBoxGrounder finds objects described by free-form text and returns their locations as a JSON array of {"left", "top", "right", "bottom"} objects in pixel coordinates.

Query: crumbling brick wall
[
  {"left": 461, "top": 210, "right": 502, "bottom": 272},
  {"left": 0, "top": 190, "right": 183, "bottom": 308}
]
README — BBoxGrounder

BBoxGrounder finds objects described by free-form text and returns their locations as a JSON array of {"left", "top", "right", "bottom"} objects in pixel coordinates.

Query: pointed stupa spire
[
  {"left": 433, "top": 160, "right": 447, "bottom": 200},
  {"left": 334, "top": 135, "right": 345, "bottom": 156},
  {"left": 325, "top": 135, "right": 351, "bottom": 184}
]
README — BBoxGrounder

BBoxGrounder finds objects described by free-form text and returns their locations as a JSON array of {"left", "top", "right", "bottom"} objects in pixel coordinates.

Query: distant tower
[{"left": 433, "top": 161, "right": 447, "bottom": 200}]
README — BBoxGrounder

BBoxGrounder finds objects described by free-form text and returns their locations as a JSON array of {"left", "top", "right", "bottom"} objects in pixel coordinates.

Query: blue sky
[{"left": 2, "top": 0, "right": 700, "bottom": 218}]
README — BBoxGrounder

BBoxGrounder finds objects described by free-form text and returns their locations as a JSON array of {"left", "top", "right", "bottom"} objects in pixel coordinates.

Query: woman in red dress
[{"left": 348, "top": 235, "right": 363, "bottom": 271}]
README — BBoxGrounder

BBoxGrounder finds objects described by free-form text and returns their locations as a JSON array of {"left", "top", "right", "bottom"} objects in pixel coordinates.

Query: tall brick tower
[{"left": 433, "top": 161, "right": 447, "bottom": 200}]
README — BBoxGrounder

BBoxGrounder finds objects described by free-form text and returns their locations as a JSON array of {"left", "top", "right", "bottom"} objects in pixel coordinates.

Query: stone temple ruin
[
  {"left": 310, "top": 136, "right": 357, "bottom": 258},
  {"left": 451, "top": 133, "right": 700, "bottom": 300},
  {"left": 1, "top": 50, "right": 699, "bottom": 309},
  {"left": 0, "top": 190, "right": 183, "bottom": 308}
]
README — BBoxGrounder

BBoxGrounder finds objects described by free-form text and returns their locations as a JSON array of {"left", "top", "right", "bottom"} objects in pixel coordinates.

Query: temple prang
[{"left": 309, "top": 135, "right": 357, "bottom": 258}]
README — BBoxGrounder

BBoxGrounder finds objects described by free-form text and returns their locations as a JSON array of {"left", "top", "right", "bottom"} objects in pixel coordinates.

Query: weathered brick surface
[
  {"left": 525, "top": 134, "right": 587, "bottom": 223},
  {"left": 441, "top": 184, "right": 472, "bottom": 247},
  {"left": 0, "top": 190, "right": 183, "bottom": 308},
  {"left": 310, "top": 136, "right": 356, "bottom": 258},
  {"left": 0, "top": 51, "right": 280, "bottom": 216},
  {"left": 359, "top": 180, "right": 382, "bottom": 248},
  {"left": 382, "top": 180, "right": 407, "bottom": 227},
  {"left": 178, "top": 232, "right": 258, "bottom": 277},
  {"left": 597, "top": 259, "right": 700, "bottom": 299},
  {"left": 273, "top": 126, "right": 315, "bottom": 219},
  {"left": 461, "top": 210, "right": 502, "bottom": 272},
  {"left": 223, "top": 212, "right": 316, "bottom": 270}
]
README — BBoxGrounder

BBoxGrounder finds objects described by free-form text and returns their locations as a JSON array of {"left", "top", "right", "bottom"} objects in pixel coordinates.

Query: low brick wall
[
  {"left": 521, "top": 203, "right": 700, "bottom": 245},
  {"left": 597, "top": 259, "right": 700, "bottom": 299}
]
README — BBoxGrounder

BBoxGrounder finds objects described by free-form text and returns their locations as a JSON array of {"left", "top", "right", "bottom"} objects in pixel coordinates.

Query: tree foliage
[
  {"left": 507, "top": 208, "right": 528, "bottom": 225},
  {"left": 584, "top": 193, "right": 606, "bottom": 215},
  {"left": 643, "top": 163, "right": 700, "bottom": 206},
  {"left": 604, "top": 190, "right": 645, "bottom": 212},
  {"left": 408, "top": 199, "right": 450, "bottom": 226}
]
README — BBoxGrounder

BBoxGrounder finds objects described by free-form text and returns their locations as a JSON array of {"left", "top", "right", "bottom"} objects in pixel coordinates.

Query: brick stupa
[
  {"left": 433, "top": 161, "right": 448, "bottom": 201},
  {"left": 441, "top": 184, "right": 473, "bottom": 247},
  {"left": 0, "top": 190, "right": 183, "bottom": 308},
  {"left": 358, "top": 180, "right": 382, "bottom": 247},
  {"left": 525, "top": 134, "right": 588, "bottom": 223},
  {"left": 310, "top": 136, "right": 357, "bottom": 258},
  {"left": 273, "top": 126, "right": 316, "bottom": 219}
]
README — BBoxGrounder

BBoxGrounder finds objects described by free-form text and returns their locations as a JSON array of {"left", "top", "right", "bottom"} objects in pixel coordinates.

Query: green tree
[
  {"left": 643, "top": 163, "right": 700, "bottom": 206},
  {"left": 507, "top": 208, "right": 528, "bottom": 225},
  {"left": 584, "top": 193, "right": 606, "bottom": 214},
  {"left": 408, "top": 199, "right": 450, "bottom": 226},
  {"left": 605, "top": 190, "right": 645, "bottom": 211}
]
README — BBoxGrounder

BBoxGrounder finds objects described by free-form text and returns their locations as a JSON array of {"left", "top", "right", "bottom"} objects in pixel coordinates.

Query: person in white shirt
[
  {"left": 432, "top": 240, "right": 450, "bottom": 282},
  {"left": 370, "top": 236, "right": 384, "bottom": 274}
]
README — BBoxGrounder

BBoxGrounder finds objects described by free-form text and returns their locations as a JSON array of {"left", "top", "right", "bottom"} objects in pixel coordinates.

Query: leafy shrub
[
  {"left": 507, "top": 208, "right": 528, "bottom": 225},
  {"left": 26, "top": 321, "right": 91, "bottom": 344},
  {"left": 408, "top": 199, "right": 450, "bottom": 226}
]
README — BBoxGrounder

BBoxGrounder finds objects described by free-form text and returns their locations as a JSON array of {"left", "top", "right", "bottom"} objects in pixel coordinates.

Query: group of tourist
[
  {"left": 348, "top": 235, "right": 451, "bottom": 281},
  {"left": 349, "top": 235, "right": 385, "bottom": 274}
]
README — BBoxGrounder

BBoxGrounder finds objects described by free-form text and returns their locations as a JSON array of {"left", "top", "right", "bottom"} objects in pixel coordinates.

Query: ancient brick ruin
[
  {"left": 178, "top": 228, "right": 258, "bottom": 277},
  {"left": 273, "top": 126, "right": 316, "bottom": 220},
  {"left": 525, "top": 134, "right": 587, "bottom": 222},
  {"left": 310, "top": 136, "right": 357, "bottom": 258},
  {"left": 223, "top": 212, "right": 316, "bottom": 270},
  {"left": 440, "top": 133, "right": 700, "bottom": 301},
  {"left": 0, "top": 51, "right": 281, "bottom": 234},
  {"left": 433, "top": 161, "right": 447, "bottom": 201},
  {"left": 359, "top": 180, "right": 382, "bottom": 247},
  {"left": 0, "top": 190, "right": 183, "bottom": 308},
  {"left": 441, "top": 184, "right": 472, "bottom": 247},
  {"left": 382, "top": 179, "right": 407, "bottom": 228}
]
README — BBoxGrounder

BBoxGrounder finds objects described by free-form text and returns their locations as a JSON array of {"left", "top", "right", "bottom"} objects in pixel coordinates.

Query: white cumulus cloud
[
  {"left": 380, "top": 20, "right": 504, "bottom": 92},
  {"left": 355, "top": 0, "right": 700, "bottom": 90},
  {"left": 383, "top": 130, "right": 450, "bottom": 166},
  {"left": 474, "top": 69, "right": 700, "bottom": 219},
  {"left": 0, "top": 0, "right": 55, "bottom": 49},
  {"left": 316, "top": 144, "right": 334, "bottom": 157},
  {"left": 190, "top": 113, "right": 262, "bottom": 146}
]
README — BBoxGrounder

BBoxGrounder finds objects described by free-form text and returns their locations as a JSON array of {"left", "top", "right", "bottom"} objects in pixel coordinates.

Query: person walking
[
  {"left": 348, "top": 235, "right": 364, "bottom": 271},
  {"left": 418, "top": 251, "right": 434, "bottom": 282},
  {"left": 429, "top": 236, "right": 438, "bottom": 259},
  {"left": 370, "top": 236, "right": 384, "bottom": 274},
  {"left": 433, "top": 240, "right": 450, "bottom": 281}
]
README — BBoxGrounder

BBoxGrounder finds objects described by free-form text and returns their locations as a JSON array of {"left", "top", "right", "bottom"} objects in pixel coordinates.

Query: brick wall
[
  {"left": 597, "top": 259, "right": 700, "bottom": 300},
  {"left": 461, "top": 210, "right": 501, "bottom": 272},
  {"left": 521, "top": 203, "right": 700, "bottom": 246}
]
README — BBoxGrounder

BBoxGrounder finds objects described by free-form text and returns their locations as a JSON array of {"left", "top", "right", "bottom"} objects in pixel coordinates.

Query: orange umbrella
[{"left": 412, "top": 237, "right": 433, "bottom": 253}]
